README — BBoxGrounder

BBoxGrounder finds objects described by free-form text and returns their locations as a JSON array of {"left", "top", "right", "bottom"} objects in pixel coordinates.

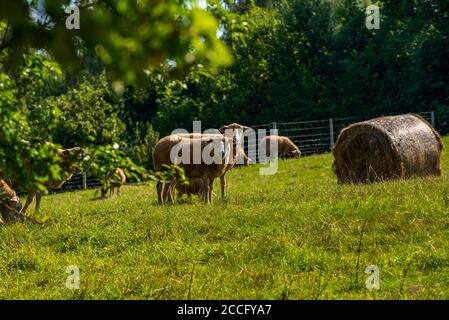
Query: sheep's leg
[
  {"left": 35, "top": 190, "right": 42, "bottom": 215},
  {"left": 198, "top": 182, "right": 203, "bottom": 200},
  {"left": 167, "top": 179, "right": 177, "bottom": 204},
  {"left": 162, "top": 180, "right": 174, "bottom": 204},
  {"left": 208, "top": 178, "right": 214, "bottom": 203},
  {"left": 156, "top": 181, "right": 163, "bottom": 203},
  {"left": 20, "top": 189, "right": 36, "bottom": 216},
  {"left": 162, "top": 182, "right": 169, "bottom": 204},
  {"left": 220, "top": 175, "right": 226, "bottom": 200},
  {"left": 202, "top": 176, "right": 209, "bottom": 203},
  {"left": 117, "top": 186, "right": 121, "bottom": 196}
]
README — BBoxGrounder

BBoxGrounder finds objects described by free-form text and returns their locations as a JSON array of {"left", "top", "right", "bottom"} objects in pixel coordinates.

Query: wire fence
[
  {"left": 15, "top": 173, "right": 102, "bottom": 195},
  {"left": 243, "top": 111, "right": 436, "bottom": 162},
  {"left": 54, "top": 173, "right": 102, "bottom": 193},
  {"left": 42, "top": 111, "right": 441, "bottom": 192}
]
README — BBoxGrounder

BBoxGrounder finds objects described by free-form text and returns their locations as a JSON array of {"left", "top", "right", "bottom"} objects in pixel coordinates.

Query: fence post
[
  {"left": 329, "top": 118, "right": 334, "bottom": 150},
  {"left": 430, "top": 111, "right": 435, "bottom": 128},
  {"left": 82, "top": 172, "right": 87, "bottom": 190},
  {"left": 272, "top": 122, "right": 277, "bottom": 131}
]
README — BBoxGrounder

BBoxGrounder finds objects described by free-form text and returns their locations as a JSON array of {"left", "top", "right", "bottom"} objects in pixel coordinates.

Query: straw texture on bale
[{"left": 333, "top": 114, "right": 443, "bottom": 184}]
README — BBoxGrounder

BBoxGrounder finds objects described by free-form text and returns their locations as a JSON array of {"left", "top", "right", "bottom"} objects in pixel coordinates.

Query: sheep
[
  {"left": 175, "top": 178, "right": 206, "bottom": 200},
  {"left": 100, "top": 167, "right": 127, "bottom": 198},
  {"left": 20, "top": 147, "right": 83, "bottom": 217},
  {"left": 153, "top": 134, "right": 219, "bottom": 204},
  {"left": 153, "top": 123, "right": 250, "bottom": 204},
  {"left": 0, "top": 179, "right": 22, "bottom": 224},
  {"left": 260, "top": 136, "right": 301, "bottom": 160},
  {"left": 179, "top": 123, "right": 250, "bottom": 202},
  {"left": 214, "top": 123, "right": 251, "bottom": 200},
  {"left": 173, "top": 123, "right": 250, "bottom": 203},
  {"left": 193, "top": 135, "right": 237, "bottom": 203}
]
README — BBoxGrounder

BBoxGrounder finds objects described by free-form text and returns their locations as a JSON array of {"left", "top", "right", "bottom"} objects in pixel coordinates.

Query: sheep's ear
[
  {"left": 219, "top": 125, "right": 229, "bottom": 134},
  {"left": 242, "top": 125, "right": 250, "bottom": 132},
  {"left": 61, "top": 147, "right": 82, "bottom": 159}
]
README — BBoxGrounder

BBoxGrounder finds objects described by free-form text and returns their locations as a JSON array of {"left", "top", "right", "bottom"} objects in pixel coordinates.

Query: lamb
[
  {"left": 175, "top": 178, "right": 206, "bottom": 200},
  {"left": 20, "top": 147, "right": 83, "bottom": 217},
  {"left": 0, "top": 179, "right": 22, "bottom": 224},
  {"left": 260, "top": 136, "right": 301, "bottom": 160},
  {"left": 153, "top": 123, "right": 249, "bottom": 204},
  {"left": 100, "top": 167, "right": 127, "bottom": 198}
]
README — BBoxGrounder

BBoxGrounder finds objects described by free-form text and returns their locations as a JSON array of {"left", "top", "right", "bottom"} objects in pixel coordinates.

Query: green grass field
[{"left": 1, "top": 137, "right": 449, "bottom": 300}]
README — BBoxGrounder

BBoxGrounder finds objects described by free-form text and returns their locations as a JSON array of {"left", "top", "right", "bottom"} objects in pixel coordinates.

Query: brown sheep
[
  {"left": 153, "top": 134, "right": 218, "bottom": 204},
  {"left": 192, "top": 135, "right": 237, "bottom": 203},
  {"left": 20, "top": 147, "right": 83, "bottom": 217},
  {"left": 154, "top": 123, "right": 249, "bottom": 204},
  {"left": 260, "top": 136, "right": 301, "bottom": 160},
  {"left": 179, "top": 123, "right": 250, "bottom": 202},
  {"left": 101, "top": 168, "right": 127, "bottom": 198},
  {"left": 175, "top": 178, "right": 206, "bottom": 200},
  {"left": 0, "top": 179, "right": 22, "bottom": 224}
]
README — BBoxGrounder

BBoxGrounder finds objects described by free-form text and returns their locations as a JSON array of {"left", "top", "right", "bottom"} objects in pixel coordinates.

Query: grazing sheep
[
  {"left": 101, "top": 167, "right": 127, "bottom": 198},
  {"left": 0, "top": 179, "right": 22, "bottom": 224},
  {"left": 260, "top": 136, "right": 301, "bottom": 160},
  {"left": 20, "top": 147, "right": 83, "bottom": 217}
]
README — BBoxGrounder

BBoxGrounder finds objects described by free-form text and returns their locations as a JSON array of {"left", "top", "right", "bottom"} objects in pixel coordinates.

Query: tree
[
  {"left": 0, "top": 0, "right": 232, "bottom": 85},
  {"left": 0, "top": 0, "right": 232, "bottom": 192}
]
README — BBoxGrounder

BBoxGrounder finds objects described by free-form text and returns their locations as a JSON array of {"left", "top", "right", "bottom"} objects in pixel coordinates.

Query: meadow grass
[{"left": 1, "top": 137, "right": 449, "bottom": 299}]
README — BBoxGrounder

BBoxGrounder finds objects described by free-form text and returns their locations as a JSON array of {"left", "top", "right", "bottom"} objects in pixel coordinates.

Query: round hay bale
[{"left": 333, "top": 113, "right": 443, "bottom": 184}]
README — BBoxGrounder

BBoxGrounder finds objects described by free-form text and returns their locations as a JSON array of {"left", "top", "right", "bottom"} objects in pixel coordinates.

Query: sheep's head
[
  {"left": 58, "top": 147, "right": 83, "bottom": 173},
  {"left": 0, "top": 195, "right": 22, "bottom": 223},
  {"left": 9, "top": 195, "right": 21, "bottom": 212},
  {"left": 289, "top": 149, "right": 301, "bottom": 158},
  {"left": 219, "top": 123, "right": 250, "bottom": 148}
]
